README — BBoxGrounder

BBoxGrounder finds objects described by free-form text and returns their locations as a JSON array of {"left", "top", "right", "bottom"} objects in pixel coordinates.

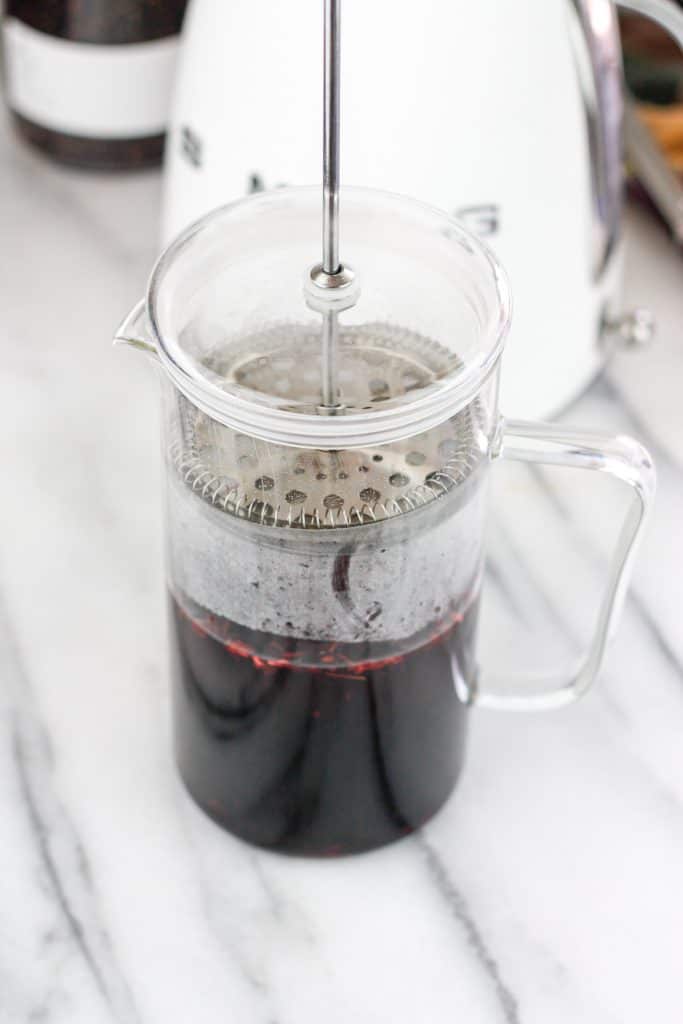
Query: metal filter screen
[{"left": 169, "top": 323, "right": 487, "bottom": 529}]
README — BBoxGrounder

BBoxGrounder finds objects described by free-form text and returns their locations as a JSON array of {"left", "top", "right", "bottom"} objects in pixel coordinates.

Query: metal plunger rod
[
  {"left": 320, "top": 0, "right": 342, "bottom": 409},
  {"left": 321, "top": 312, "right": 339, "bottom": 408},
  {"left": 323, "top": 0, "right": 341, "bottom": 275}
]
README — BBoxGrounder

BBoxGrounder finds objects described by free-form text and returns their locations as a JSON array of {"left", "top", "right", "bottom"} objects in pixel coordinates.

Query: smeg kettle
[{"left": 160, "top": 0, "right": 683, "bottom": 417}]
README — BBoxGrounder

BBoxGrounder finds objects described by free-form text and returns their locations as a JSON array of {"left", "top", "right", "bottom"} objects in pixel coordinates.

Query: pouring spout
[
  {"left": 113, "top": 298, "right": 159, "bottom": 359},
  {"left": 113, "top": 334, "right": 158, "bottom": 357}
]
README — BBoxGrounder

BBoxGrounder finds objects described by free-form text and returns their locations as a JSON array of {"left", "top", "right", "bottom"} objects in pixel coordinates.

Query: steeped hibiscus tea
[{"left": 171, "top": 589, "right": 478, "bottom": 855}]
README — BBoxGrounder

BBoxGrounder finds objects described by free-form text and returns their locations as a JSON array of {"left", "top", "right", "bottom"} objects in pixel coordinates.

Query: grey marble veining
[{"left": 2, "top": 103, "right": 683, "bottom": 1024}]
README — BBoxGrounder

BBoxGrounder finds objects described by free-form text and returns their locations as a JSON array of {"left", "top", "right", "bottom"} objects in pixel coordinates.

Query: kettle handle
[
  {"left": 569, "top": 0, "right": 624, "bottom": 279},
  {"left": 472, "top": 418, "right": 656, "bottom": 712},
  {"left": 569, "top": 0, "right": 683, "bottom": 281}
]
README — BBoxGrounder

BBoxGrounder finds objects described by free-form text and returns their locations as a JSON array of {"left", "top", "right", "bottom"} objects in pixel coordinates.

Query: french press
[{"left": 116, "top": 0, "right": 654, "bottom": 855}]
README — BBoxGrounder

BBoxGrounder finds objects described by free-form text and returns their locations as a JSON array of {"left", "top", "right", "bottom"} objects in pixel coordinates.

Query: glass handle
[{"left": 473, "top": 419, "right": 656, "bottom": 712}]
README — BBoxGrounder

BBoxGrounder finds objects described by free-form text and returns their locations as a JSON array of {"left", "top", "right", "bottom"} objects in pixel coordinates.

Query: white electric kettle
[{"left": 161, "top": 0, "right": 683, "bottom": 416}]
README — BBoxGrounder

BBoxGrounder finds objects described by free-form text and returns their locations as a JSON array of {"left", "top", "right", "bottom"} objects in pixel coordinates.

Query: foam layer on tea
[{"left": 167, "top": 469, "right": 485, "bottom": 647}]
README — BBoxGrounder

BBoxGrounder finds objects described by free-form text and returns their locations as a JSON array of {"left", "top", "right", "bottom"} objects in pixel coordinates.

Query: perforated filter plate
[{"left": 170, "top": 323, "right": 488, "bottom": 529}]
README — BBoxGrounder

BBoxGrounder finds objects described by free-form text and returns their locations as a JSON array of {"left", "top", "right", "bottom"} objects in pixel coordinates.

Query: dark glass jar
[{"left": 3, "top": 1, "right": 187, "bottom": 170}]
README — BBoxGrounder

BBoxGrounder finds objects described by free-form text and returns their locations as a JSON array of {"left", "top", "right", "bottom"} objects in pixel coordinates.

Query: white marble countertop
[{"left": 2, "top": 107, "right": 683, "bottom": 1024}]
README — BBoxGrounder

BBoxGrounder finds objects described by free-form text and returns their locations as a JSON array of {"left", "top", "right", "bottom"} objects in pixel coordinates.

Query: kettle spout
[{"left": 114, "top": 298, "right": 159, "bottom": 359}]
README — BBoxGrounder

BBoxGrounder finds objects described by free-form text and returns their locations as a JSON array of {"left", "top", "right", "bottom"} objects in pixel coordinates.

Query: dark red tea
[{"left": 170, "top": 593, "right": 478, "bottom": 855}]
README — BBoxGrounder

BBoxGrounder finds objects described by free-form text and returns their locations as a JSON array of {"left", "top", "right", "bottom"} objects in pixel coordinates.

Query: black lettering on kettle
[
  {"left": 454, "top": 204, "right": 500, "bottom": 238},
  {"left": 248, "top": 172, "right": 266, "bottom": 193},
  {"left": 247, "top": 172, "right": 290, "bottom": 194},
  {"left": 180, "top": 125, "right": 203, "bottom": 168}
]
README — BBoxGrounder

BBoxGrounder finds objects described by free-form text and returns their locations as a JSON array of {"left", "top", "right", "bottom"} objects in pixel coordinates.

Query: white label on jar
[{"left": 3, "top": 18, "right": 179, "bottom": 139}]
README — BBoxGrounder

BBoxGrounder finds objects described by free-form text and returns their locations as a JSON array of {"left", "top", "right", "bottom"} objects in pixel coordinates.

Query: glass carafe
[{"left": 116, "top": 188, "right": 655, "bottom": 856}]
